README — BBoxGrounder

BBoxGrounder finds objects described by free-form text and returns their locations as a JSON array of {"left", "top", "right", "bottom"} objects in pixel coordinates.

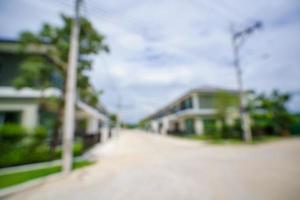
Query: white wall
[
  {"left": 100, "top": 125, "right": 110, "bottom": 142},
  {"left": 86, "top": 117, "right": 99, "bottom": 133},
  {"left": 150, "top": 120, "right": 159, "bottom": 133},
  {"left": 178, "top": 118, "right": 185, "bottom": 131},
  {"left": 192, "top": 93, "right": 199, "bottom": 110},
  {"left": 194, "top": 118, "right": 204, "bottom": 135}
]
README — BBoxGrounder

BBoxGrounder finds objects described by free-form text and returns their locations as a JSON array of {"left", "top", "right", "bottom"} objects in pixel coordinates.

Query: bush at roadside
[
  {"left": 0, "top": 124, "right": 84, "bottom": 168},
  {"left": 0, "top": 124, "right": 27, "bottom": 145}
]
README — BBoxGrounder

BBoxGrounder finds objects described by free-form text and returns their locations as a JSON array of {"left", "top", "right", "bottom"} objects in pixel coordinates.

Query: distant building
[
  {"left": 0, "top": 39, "right": 110, "bottom": 141},
  {"left": 145, "top": 87, "right": 240, "bottom": 135}
]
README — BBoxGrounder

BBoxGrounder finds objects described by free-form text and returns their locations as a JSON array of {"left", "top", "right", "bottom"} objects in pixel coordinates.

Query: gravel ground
[{"left": 4, "top": 130, "right": 300, "bottom": 200}]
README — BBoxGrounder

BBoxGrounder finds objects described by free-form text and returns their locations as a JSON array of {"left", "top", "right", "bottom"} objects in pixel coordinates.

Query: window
[
  {"left": 0, "top": 111, "right": 21, "bottom": 125},
  {"left": 179, "top": 97, "right": 193, "bottom": 111},
  {"left": 179, "top": 101, "right": 185, "bottom": 110},
  {"left": 185, "top": 97, "right": 193, "bottom": 109},
  {"left": 185, "top": 118, "right": 195, "bottom": 134},
  {"left": 199, "top": 95, "right": 215, "bottom": 109}
]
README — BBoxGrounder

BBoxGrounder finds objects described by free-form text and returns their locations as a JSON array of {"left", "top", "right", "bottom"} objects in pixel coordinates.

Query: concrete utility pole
[
  {"left": 62, "top": 0, "right": 82, "bottom": 174},
  {"left": 116, "top": 94, "right": 122, "bottom": 136},
  {"left": 231, "top": 21, "right": 262, "bottom": 143}
]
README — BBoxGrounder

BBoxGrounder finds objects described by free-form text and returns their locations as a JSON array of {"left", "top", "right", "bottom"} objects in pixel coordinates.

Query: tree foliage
[
  {"left": 13, "top": 56, "right": 54, "bottom": 89},
  {"left": 215, "top": 91, "right": 239, "bottom": 122},
  {"left": 14, "top": 14, "right": 109, "bottom": 149},
  {"left": 15, "top": 14, "right": 109, "bottom": 106},
  {"left": 213, "top": 91, "right": 239, "bottom": 138},
  {"left": 249, "top": 90, "right": 292, "bottom": 136}
]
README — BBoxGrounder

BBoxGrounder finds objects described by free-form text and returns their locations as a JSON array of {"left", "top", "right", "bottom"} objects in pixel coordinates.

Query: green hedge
[
  {"left": 0, "top": 124, "right": 27, "bottom": 143},
  {"left": 0, "top": 143, "right": 83, "bottom": 168},
  {"left": 0, "top": 124, "right": 84, "bottom": 168},
  {"left": 290, "top": 115, "right": 300, "bottom": 135}
]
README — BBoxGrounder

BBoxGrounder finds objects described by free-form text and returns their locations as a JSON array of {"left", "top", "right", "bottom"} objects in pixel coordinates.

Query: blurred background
[{"left": 0, "top": 0, "right": 300, "bottom": 199}]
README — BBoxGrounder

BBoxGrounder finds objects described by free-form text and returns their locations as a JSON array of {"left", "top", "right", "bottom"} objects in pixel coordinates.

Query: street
[{"left": 5, "top": 130, "right": 300, "bottom": 200}]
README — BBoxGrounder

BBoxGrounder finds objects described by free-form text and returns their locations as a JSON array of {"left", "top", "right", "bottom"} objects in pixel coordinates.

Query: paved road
[{"left": 5, "top": 130, "right": 300, "bottom": 200}]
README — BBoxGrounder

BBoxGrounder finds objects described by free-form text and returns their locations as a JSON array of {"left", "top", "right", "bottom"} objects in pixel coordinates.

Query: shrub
[
  {"left": 0, "top": 148, "right": 23, "bottom": 167},
  {"left": 29, "top": 126, "right": 48, "bottom": 147},
  {"left": 227, "top": 119, "right": 242, "bottom": 139},
  {"left": 54, "top": 140, "right": 84, "bottom": 158},
  {"left": 220, "top": 123, "right": 233, "bottom": 139},
  {"left": 0, "top": 144, "right": 51, "bottom": 168},
  {"left": 0, "top": 124, "right": 85, "bottom": 168},
  {"left": 209, "top": 119, "right": 242, "bottom": 140},
  {"left": 249, "top": 90, "right": 293, "bottom": 136},
  {"left": 211, "top": 130, "right": 222, "bottom": 140},
  {"left": 0, "top": 124, "right": 27, "bottom": 143},
  {"left": 203, "top": 119, "right": 218, "bottom": 135},
  {"left": 26, "top": 145, "right": 51, "bottom": 163},
  {"left": 33, "top": 126, "right": 48, "bottom": 141},
  {"left": 0, "top": 125, "right": 51, "bottom": 168},
  {"left": 290, "top": 115, "right": 300, "bottom": 135},
  {"left": 73, "top": 141, "right": 84, "bottom": 156}
]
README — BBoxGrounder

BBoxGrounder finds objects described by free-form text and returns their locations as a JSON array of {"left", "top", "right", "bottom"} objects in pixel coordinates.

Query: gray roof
[
  {"left": 188, "top": 86, "right": 238, "bottom": 94},
  {"left": 143, "top": 86, "right": 238, "bottom": 120}
]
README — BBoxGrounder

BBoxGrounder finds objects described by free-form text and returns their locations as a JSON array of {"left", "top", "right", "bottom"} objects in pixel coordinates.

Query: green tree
[
  {"left": 214, "top": 91, "right": 239, "bottom": 138},
  {"left": 139, "top": 118, "right": 150, "bottom": 130},
  {"left": 249, "top": 90, "right": 292, "bottom": 136},
  {"left": 109, "top": 114, "right": 118, "bottom": 127},
  {"left": 14, "top": 14, "right": 109, "bottom": 150}
]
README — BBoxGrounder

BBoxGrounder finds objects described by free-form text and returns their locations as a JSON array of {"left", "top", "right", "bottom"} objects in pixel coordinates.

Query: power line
[
  {"left": 215, "top": 0, "right": 253, "bottom": 22},
  {"left": 85, "top": 0, "right": 240, "bottom": 35},
  {"left": 54, "top": 0, "right": 253, "bottom": 52},
  {"left": 82, "top": 0, "right": 89, "bottom": 18},
  {"left": 189, "top": 0, "right": 241, "bottom": 24}
]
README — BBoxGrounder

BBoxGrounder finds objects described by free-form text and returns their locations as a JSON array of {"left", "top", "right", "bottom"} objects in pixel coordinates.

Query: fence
[{"left": 75, "top": 131, "right": 101, "bottom": 150}]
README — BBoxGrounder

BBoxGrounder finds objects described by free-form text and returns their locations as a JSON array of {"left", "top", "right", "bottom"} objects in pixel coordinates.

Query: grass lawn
[
  {"left": 0, "top": 160, "right": 94, "bottom": 189},
  {"left": 182, "top": 134, "right": 281, "bottom": 145}
]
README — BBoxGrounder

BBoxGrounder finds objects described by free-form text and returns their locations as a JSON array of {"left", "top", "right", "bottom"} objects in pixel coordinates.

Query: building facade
[
  {"left": 146, "top": 87, "right": 240, "bottom": 135},
  {"left": 0, "top": 39, "right": 110, "bottom": 141}
]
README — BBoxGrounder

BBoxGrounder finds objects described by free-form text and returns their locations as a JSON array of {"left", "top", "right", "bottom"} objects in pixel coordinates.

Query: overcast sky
[{"left": 1, "top": 0, "right": 300, "bottom": 122}]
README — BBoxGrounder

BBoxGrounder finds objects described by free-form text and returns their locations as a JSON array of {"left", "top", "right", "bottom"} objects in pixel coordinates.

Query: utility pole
[
  {"left": 231, "top": 21, "right": 262, "bottom": 143},
  {"left": 62, "top": 0, "right": 82, "bottom": 174},
  {"left": 115, "top": 94, "right": 134, "bottom": 134},
  {"left": 116, "top": 94, "right": 122, "bottom": 136}
]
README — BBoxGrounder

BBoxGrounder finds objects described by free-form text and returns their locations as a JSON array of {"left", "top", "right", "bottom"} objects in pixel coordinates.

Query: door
[{"left": 185, "top": 118, "right": 195, "bottom": 134}]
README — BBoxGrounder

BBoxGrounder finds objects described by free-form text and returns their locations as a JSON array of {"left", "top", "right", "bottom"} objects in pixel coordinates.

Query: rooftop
[{"left": 144, "top": 86, "right": 238, "bottom": 120}]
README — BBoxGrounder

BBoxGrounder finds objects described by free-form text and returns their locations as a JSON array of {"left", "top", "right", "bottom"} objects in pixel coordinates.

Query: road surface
[{"left": 4, "top": 130, "right": 300, "bottom": 200}]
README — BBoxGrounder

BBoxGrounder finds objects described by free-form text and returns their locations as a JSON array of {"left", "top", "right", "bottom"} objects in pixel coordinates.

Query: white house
[
  {"left": 145, "top": 87, "right": 240, "bottom": 135},
  {"left": 0, "top": 39, "right": 110, "bottom": 141}
]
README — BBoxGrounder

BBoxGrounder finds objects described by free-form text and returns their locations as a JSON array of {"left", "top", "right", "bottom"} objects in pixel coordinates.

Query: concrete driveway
[{"left": 4, "top": 130, "right": 300, "bottom": 200}]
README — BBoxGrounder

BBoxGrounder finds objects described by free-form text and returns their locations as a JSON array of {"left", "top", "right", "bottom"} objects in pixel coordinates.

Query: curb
[{"left": 0, "top": 157, "right": 85, "bottom": 176}]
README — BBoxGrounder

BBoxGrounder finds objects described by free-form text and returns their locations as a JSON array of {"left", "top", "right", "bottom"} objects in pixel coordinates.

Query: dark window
[
  {"left": 180, "top": 97, "right": 193, "bottom": 111},
  {"left": 185, "top": 118, "right": 195, "bottom": 134},
  {"left": 186, "top": 97, "right": 193, "bottom": 109},
  {"left": 0, "top": 111, "right": 21, "bottom": 125}
]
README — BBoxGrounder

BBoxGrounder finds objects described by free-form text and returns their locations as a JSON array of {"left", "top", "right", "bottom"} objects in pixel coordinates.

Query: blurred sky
[{"left": 1, "top": 0, "right": 300, "bottom": 123}]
